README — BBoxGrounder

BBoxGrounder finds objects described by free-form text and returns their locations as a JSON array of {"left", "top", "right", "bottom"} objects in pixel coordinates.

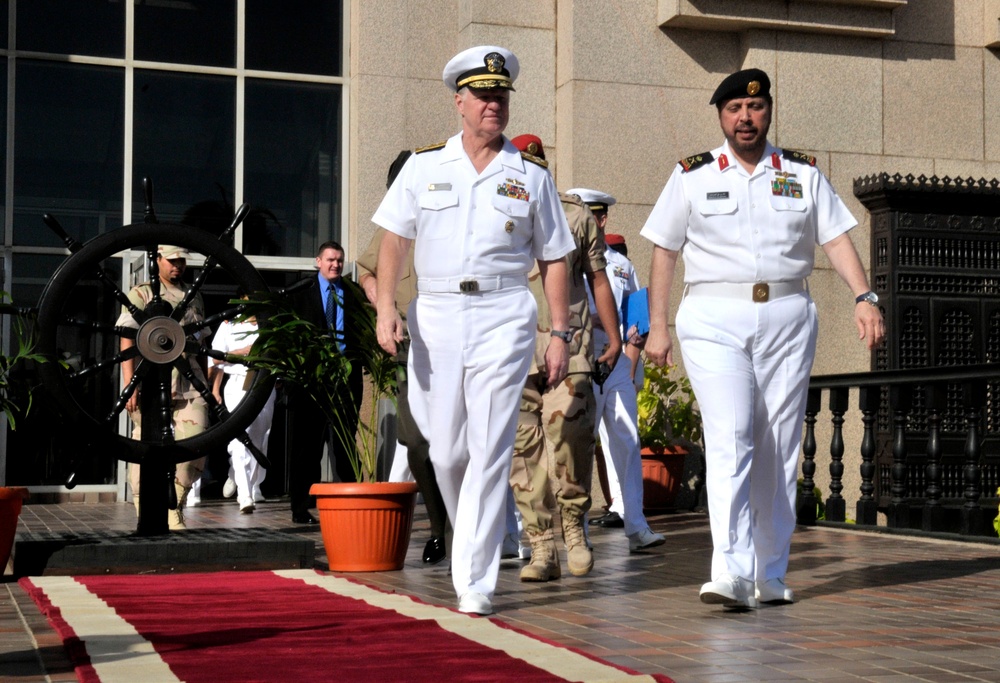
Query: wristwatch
[
  {"left": 855, "top": 291, "right": 879, "bottom": 306},
  {"left": 550, "top": 329, "right": 573, "bottom": 343}
]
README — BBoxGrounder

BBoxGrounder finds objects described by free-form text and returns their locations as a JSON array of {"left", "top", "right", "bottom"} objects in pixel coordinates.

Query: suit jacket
[{"left": 283, "top": 273, "right": 366, "bottom": 406}]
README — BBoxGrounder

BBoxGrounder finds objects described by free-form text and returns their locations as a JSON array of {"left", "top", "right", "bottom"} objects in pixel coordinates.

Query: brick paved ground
[{"left": 3, "top": 497, "right": 1000, "bottom": 682}]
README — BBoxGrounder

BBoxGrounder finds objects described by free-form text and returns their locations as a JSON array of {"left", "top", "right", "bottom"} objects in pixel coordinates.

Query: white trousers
[
  {"left": 592, "top": 331, "right": 649, "bottom": 535},
  {"left": 407, "top": 286, "right": 536, "bottom": 600},
  {"left": 223, "top": 378, "right": 275, "bottom": 508},
  {"left": 676, "top": 291, "right": 817, "bottom": 583}
]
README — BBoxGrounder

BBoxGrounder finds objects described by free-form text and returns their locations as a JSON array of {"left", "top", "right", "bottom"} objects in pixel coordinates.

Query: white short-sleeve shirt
[
  {"left": 639, "top": 141, "right": 857, "bottom": 284},
  {"left": 210, "top": 319, "right": 259, "bottom": 378},
  {"left": 372, "top": 132, "right": 574, "bottom": 279}
]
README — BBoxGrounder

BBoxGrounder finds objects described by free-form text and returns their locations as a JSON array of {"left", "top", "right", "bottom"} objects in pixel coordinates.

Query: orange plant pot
[
  {"left": 310, "top": 482, "right": 419, "bottom": 572},
  {"left": 0, "top": 487, "right": 29, "bottom": 574},
  {"left": 640, "top": 447, "right": 686, "bottom": 510}
]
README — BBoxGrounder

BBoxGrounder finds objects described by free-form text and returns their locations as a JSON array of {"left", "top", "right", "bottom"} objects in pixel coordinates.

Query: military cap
[
  {"left": 158, "top": 245, "right": 190, "bottom": 260},
  {"left": 709, "top": 68, "right": 771, "bottom": 105},
  {"left": 567, "top": 188, "right": 617, "bottom": 213},
  {"left": 605, "top": 233, "right": 626, "bottom": 247},
  {"left": 510, "top": 134, "right": 545, "bottom": 158},
  {"left": 443, "top": 45, "right": 519, "bottom": 92}
]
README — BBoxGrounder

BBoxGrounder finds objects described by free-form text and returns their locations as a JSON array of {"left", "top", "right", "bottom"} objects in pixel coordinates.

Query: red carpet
[{"left": 21, "top": 569, "right": 674, "bottom": 683}]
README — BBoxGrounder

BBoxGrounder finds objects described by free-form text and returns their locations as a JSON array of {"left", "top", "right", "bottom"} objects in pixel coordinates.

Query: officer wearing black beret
[{"left": 640, "top": 67, "right": 885, "bottom": 611}]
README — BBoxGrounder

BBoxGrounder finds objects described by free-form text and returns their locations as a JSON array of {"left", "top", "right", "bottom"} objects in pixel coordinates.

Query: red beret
[
  {"left": 510, "top": 134, "right": 545, "bottom": 158},
  {"left": 605, "top": 233, "right": 626, "bottom": 246}
]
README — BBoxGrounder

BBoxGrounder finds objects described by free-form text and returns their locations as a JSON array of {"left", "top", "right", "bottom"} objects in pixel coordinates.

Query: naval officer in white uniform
[
  {"left": 641, "top": 68, "right": 884, "bottom": 609},
  {"left": 372, "top": 45, "right": 575, "bottom": 616}
]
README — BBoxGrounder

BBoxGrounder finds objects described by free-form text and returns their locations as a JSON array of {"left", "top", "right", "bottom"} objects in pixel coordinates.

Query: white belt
[
  {"left": 417, "top": 273, "right": 528, "bottom": 294},
  {"left": 687, "top": 280, "right": 805, "bottom": 303}
]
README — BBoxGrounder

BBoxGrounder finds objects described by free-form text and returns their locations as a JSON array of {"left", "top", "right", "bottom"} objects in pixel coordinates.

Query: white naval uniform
[
  {"left": 210, "top": 319, "right": 275, "bottom": 510},
  {"left": 590, "top": 248, "right": 650, "bottom": 535},
  {"left": 372, "top": 132, "right": 574, "bottom": 601},
  {"left": 640, "top": 141, "right": 856, "bottom": 584}
]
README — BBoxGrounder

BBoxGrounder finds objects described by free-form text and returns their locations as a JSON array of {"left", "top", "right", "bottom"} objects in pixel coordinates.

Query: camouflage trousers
[
  {"left": 128, "top": 396, "right": 209, "bottom": 493},
  {"left": 511, "top": 371, "right": 595, "bottom": 536}
]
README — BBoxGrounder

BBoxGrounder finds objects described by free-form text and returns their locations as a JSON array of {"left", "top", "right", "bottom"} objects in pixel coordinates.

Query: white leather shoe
[
  {"left": 222, "top": 477, "right": 237, "bottom": 498},
  {"left": 252, "top": 487, "right": 266, "bottom": 503},
  {"left": 756, "top": 578, "right": 794, "bottom": 604},
  {"left": 699, "top": 574, "right": 758, "bottom": 609},
  {"left": 457, "top": 591, "right": 493, "bottom": 615},
  {"left": 627, "top": 528, "right": 666, "bottom": 552}
]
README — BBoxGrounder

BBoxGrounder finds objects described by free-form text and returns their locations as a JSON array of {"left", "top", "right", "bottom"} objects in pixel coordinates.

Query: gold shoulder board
[
  {"left": 520, "top": 151, "right": 549, "bottom": 168},
  {"left": 415, "top": 141, "right": 447, "bottom": 154}
]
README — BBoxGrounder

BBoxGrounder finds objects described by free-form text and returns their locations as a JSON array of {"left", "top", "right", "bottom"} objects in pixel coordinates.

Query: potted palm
[
  {"left": 0, "top": 295, "right": 44, "bottom": 573},
  {"left": 636, "top": 363, "right": 702, "bottom": 509},
  {"left": 238, "top": 289, "right": 417, "bottom": 571}
]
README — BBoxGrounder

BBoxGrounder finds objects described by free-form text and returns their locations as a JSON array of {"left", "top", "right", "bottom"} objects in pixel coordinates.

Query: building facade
[{"left": 3, "top": 1, "right": 999, "bottom": 506}]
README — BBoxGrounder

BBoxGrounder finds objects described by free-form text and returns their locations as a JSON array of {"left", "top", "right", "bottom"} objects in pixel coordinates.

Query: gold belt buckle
[
  {"left": 459, "top": 279, "right": 479, "bottom": 293},
  {"left": 752, "top": 283, "right": 769, "bottom": 303}
]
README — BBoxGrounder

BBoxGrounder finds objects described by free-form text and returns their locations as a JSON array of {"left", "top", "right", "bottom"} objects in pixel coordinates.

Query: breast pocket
[
  {"left": 490, "top": 195, "right": 531, "bottom": 246},
  {"left": 694, "top": 196, "right": 739, "bottom": 243},
  {"left": 768, "top": 194, "right": 808, "bottom": 242},
  {"left": 417, "top": 190, "right": 459, "bottom": 241}
]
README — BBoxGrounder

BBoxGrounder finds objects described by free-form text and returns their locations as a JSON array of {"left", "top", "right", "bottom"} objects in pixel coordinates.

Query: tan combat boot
[
  {"left": 168, "top": 482, "right": 189, "bottom": 531},
  {"left": 519, "top": 530, "right": 561, "bottom": 582},
  {"left": 562, "top": 512, "right": 593, "bottom": 576}
]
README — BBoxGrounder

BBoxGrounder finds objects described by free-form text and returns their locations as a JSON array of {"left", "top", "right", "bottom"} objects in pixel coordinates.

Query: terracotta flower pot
[
  {"left": 310, "top": 481, "right": 419, "bottom": 572},
  {"left": 640, "top": 447, "right": 686, "bottom": 510},
  {"left": 0, "top": 487, "right": 29, "bottom": 574}
]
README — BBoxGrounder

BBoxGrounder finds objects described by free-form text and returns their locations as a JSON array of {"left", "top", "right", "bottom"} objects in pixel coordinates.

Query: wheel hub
[{"left": 135, "top": 316, "right": 186, "bottom": 364}]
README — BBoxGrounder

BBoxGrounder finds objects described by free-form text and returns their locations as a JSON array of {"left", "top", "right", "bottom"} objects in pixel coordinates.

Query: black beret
[{"left": 709, "top": 68, "right": 771, "bottom": 105}]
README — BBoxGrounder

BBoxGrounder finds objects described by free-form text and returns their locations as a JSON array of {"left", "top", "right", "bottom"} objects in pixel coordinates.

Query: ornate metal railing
[{"left": 801, "top": 363, "right": 1000, "bottom": 537}]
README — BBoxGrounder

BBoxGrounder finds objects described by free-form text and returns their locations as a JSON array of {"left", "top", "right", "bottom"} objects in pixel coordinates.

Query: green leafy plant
[
  {"left": 994, "top": 487, "right": 1000, "bottom": 537},
  {"left": 0, "top": 294, "right": 50, "bottom": 430},
  {"left": 636, "top": 362, "right": 702, "bottom": 450},
  {"left": 238, "top": 290, "right": 396, "bottom": 483}
]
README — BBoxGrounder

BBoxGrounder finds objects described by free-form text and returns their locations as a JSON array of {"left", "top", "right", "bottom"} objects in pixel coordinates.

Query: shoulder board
[
  {"left": 782, "top": 149, "right": 817, "bottom": 167},
  {"left": 520, "top": 151, "right": 549, "bottom": 168},
  {"left": 559, "top": 191, "right": 583, "bottom": 206},
  {"left": 414, "top": 141, "right": 446, "bottom": 154},
  {"left": 679, "top": 152, "right": 714, "bottom": 173}
]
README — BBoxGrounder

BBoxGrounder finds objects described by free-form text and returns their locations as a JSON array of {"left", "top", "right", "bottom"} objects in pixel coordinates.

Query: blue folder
[{"left": 622, "top": 287, "right": 650, "bottom": 337}]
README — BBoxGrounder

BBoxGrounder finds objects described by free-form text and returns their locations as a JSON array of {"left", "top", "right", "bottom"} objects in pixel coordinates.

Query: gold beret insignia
[{"left": 747, "top": 80, "right": 760, "bottom": 96}]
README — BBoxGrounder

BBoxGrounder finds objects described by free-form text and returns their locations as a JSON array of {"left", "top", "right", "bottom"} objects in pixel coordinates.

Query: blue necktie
[{"left": 326, "top": 284, "right": 338, "bottom": 331}]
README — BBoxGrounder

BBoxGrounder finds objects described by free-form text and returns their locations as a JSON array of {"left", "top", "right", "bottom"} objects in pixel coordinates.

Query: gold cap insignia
[
  {"left": 485, "top": 52, "right": 505, "bottom": 74},
  {"left": 747, "top": 80, "right": 760, "bottom": 96},
  {"left": 526, "top": 141, "right": 539, "bottom": 155}
]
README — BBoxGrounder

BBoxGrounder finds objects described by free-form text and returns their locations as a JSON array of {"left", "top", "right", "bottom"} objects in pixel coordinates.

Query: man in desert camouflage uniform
[
  {"left": 118, "top": 245, "right": 209, "bottom": 531},
  {"left": 508, "top": 134, "right": 622, "bottom": 581}
]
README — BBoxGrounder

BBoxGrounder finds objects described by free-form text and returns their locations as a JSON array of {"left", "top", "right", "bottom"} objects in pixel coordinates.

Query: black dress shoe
[
  {"left": 422, "top": 536, "right": 446, "bottom": 564},
  {"left": 589, "top": 511, "right": 624, "bottom": 528},
  {"left": 292, "top": 512, "right": 318, "bottom": 525}
]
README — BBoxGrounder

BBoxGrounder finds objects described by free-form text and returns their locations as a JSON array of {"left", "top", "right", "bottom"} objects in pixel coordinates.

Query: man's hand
[
  {"left": 543, "top": 336, "right": 569, "bottom": 387},
  {"left": 855, "top": 302, "right": 885, "bottom": 350},
  {"left": 644, "top": 327, "right": 673, "bottom": 367},
  {"left": 595, "top": 337, "right": 622, "bottom": 370},
  {"left": 376, "top": 309, "right": 405, "bottom": 356},
  {"left": 360, "top": 273, "right": 378, "bottom": 306}
]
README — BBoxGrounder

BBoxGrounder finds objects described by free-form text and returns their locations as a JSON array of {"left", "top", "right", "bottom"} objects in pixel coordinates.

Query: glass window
[
  {"left": 246, "top": 0, "right": 342, "bottom": 76},
  {"left": 243, "top": 79, "right": 342, "bottom": 257},
  {"left": 0, "top": 1, "right": 7, "bottom": 50},
  {"left": 132, "top": 70, "right": 235, "bottom": 226},
  {"left": 13, "top": 61, "right": 124, "bottom": 248},
  {"left": 16, "top": 0, "right": 124, "bottom": 58},
  {"left": 134, "top": 0, "right": 235, "bottom": 68}
]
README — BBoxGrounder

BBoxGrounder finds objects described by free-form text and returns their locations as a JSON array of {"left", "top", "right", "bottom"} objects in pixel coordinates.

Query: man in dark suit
[{"left": 284, "top": 240, "right": 365, "bottom": 524}]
